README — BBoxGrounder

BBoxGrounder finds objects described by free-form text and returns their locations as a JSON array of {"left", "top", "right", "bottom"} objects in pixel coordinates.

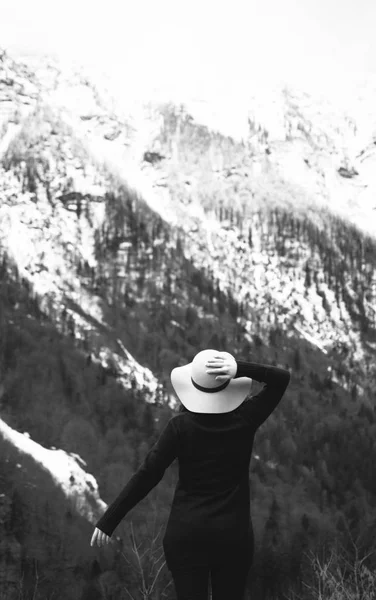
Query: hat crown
[
  {"left": 170, "top": 349, "right": 252, "bottom": 414},
  {"left": 191, "top": 349, "right": 231, "bottom": 389}
]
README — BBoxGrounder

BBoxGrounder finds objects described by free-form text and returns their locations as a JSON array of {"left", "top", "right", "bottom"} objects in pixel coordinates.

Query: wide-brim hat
[{"left": 171, "top": 349, "right": 252, "bottom": 414}]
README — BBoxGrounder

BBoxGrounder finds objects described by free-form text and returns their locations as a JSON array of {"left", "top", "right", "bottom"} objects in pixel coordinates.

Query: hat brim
[{"left": 171, "top": 364, "right": 252, "bottom": 414}]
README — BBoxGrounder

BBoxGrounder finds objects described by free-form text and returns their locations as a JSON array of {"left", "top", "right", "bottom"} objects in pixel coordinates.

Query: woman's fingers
[
  {"left": 206, "top": 363, "right": 228, "bottom": 371},
  {"left": 207, "top": 369, "right": 230, "bottom": 380},
  {"left": 91, "top": 532, "right": 98, "bottom": 547},
  {"left": 91, "top": 529, "right": 98, "bottom": 546},
  {"left": 91, "top": 528, "right": 110, "bottom": 547},
  {"left": 206, "top": 358, "right": 231, "bottom": 380},
  {"left": 99, "top": 531, "right": 110, "bottom": 546},
  {"left": 206, "top": 359, "right": 232, "bottom": 381}
]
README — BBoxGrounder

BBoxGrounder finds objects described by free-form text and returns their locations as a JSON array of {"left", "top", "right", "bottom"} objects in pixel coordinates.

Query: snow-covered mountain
[{"left": 1, "top": 46, "right": 376, "bottom": 598}]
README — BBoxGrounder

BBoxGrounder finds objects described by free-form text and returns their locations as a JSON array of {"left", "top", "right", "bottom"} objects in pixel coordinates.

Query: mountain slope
[{"left": 1, "top": 47, "right": 376, "bottom": 598}]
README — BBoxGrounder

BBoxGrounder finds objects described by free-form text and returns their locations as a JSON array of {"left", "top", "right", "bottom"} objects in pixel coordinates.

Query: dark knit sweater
[{"left": 95, "top": 360, "right": 291, "bottom": 569}]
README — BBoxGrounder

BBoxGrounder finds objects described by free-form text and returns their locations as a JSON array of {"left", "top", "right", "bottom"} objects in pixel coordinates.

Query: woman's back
[
  {"left": 164, "top": 360, "right": 290, "bottom": 570},
  {"left": 174, "top": 408, "right": 254, "bottom": 494}
]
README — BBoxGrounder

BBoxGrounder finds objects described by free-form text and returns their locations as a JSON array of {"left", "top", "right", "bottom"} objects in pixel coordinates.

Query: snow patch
[{"left": 0, "top": 417, "right": 107, "bottom": 524}]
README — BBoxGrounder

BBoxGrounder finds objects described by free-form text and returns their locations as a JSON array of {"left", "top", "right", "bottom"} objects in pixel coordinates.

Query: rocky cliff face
[{"left": 0, "top": 49, "right": 161, "bottom": 396}]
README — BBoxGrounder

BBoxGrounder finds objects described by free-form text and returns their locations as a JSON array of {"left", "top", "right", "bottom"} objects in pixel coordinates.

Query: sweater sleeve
[
  {"left": 234, "top": 360, "right": 291, "bottom": 430},
  {"left": 95, "top": 417, "right": 178, "bottom": 537}
]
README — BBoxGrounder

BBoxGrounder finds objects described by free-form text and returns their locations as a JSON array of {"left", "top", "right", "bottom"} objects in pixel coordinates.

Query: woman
[{"left": 91, "top": 349, "right": 291, "bottom": 599}]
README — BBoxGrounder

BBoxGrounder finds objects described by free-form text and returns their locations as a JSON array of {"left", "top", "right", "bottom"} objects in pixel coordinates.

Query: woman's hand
[
  {"left": 205, "top": 354, "right": 237, "bottom": 382},
  {"left": 90, "top": 527, "right": 111, "bottom": 547}
]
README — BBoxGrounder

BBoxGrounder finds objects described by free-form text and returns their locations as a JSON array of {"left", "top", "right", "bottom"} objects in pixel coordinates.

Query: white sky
[{"left": 1, "top": 0, "right": 376, "bottom": 101}]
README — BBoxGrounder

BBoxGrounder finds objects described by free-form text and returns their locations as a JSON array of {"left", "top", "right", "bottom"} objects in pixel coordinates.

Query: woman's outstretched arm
[{"left": 94, "top": 417, "right": 178, "bottom": 537}]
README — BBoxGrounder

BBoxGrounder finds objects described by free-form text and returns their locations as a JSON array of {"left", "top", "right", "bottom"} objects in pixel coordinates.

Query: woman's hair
[{"left": 178, "top": 403, "right": 188, "bottom": 413}]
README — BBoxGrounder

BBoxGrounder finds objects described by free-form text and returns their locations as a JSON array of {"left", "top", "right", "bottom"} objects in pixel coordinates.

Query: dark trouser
[{"left": 170, "top": 558, "right": 251, "bottom": 600}]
